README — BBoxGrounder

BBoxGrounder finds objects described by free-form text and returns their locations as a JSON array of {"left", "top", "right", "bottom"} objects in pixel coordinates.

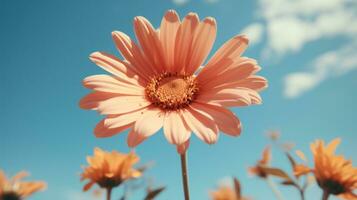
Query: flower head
[
  {"left": 311, "top": 138, "right": 357, "bottom": 199},
  {"left": 210, "top": 186, "right": 238, "bottom": 200},
  {"left": 81, "top": 148, "right": 141, "bottom": 191},
  {"left": 248, "top": 146, "right": 271, "bottom": 178},
  {"left": 210, "top": 178, "right": 250, "bottom": 200},
  {"left": 80, "top": 10, "right": 267, "bottom": 153},
  {"left": 0, "top": 170, "right": 46, "bottom": 200}
]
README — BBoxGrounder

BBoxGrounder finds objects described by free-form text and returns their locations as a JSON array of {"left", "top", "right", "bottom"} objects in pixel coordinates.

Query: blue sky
[{"left": 0, "top": 0, "right": 356, "bottom": 200}]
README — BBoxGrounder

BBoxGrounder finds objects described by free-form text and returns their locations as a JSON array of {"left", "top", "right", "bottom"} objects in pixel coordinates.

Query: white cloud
[
  {"left": 240, "top": 23, "right": 264, "bottom": 45},
  {"left": 284, "top": 42, "right": 357, "bottom": 98},
  {"left": 259, "top": 0, "right": 357, "bottom": 56},
  {"left": 243, "top": 0, "right": 357, "bottom": 98},
  {"left": 284, "top": 73, "right": 322, "bottom": 98}
]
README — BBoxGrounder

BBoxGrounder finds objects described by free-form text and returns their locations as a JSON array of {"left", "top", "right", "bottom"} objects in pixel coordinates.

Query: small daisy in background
[
  {"left": 210, "top": 177, "right": 251, "bottom": 200},
  {"left": 311, "top": 138, "right": 357, "bottom": 200},
  {"left": 0, "top": 170, "right": 46, "bottom": 200},
  {"left": 80, "top": 148, "right": 142, "bottom": 200}
]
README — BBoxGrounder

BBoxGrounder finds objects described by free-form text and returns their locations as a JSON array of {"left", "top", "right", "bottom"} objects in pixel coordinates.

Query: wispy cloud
[
  {"left": 240, "top": 23, "right": 264, "bottom": 45},
  {"left": 242, "top": 0, "right": 357, "bottom": 98},
  {"left": 284, "top": 42, "right": 357, "bottom": 98},
  {"left": 260, "top": 0, "right": 357, "bottom": 56}
]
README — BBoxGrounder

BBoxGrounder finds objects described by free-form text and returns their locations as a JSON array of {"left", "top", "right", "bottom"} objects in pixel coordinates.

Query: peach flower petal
[
  {"left": 174, "top": 12, "right": 199, "bottom": 73},
  {"left": 79, "top": 92, "right": 120, "bottom": 110},
  {"left": 83, "top": 75, "right": 145, "bottom": 95},
  {"left": 104, "top": 107, "right": 150, "bottom": 129},
  {"left": 163, "top": 111, "right": 191, "bottom": 145},
  {"left": 160, "top": 10, "right": 180, "bottom": 72},
  {"left": 191, "top": 103, "right": 241, "bottom": 136},
  {"left": 201, "top": 61, "right": 261, "bottom": 89},
  {"left": 186, "top": 17, "right": 217, "bottom": 75},
  {"left": 97, "top": 95, "right": 150, "bottom": 115},
  {"left": 197, "top": 87, "right": 262, "bottom": 107},
  {"left": 197, "top": 36, "right": 249, "bottom": 85},
  {"left": 112, "top": 31, "right": 156, "bottom": 79},
  {"left": 89, "top": 52, "right": 143, "bottom": 85},
  {"left": 200, "top": 35, "right": 248, "bottom": 77},
  {"left": 212, "top": 75, "right": 268, "bottom": 92},
  {"left": 128, "top": 108, "right": 164, "bottom": 147},
  {"left": 181, "top": 107, "right": 218, "bottom": 144},
  {"left": 127, "top": 129, "right": 145, "bottom": 147},
  {"left": 134, "top": 16, "right": 165, "bottom": 72},
  {"left": 94, "top": 118, "right": 133, "bottom": 138}
]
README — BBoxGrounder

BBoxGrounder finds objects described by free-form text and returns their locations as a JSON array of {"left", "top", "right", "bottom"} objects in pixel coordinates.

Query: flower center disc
[{"left": 146, "top": 73, "right": 199, "bottom": 110}]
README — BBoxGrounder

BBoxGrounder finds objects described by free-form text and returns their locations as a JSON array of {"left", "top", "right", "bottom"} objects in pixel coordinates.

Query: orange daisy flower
[
  {"left": 0, "top": 170, "right": 46, "bottom": 200},
  {"left": 311, "top": 138, "right": 357, "bottom": 199},
  {"left": 210, "top": 186, "right": 239, "bottom": 200},
  {"left": 210, "top": 178, "right": 250, "bottom": 200},
  {"left": 248, "top": 146, "right": 271, "bottom": 178},
  {"left": 81, "top": 148, "right": 141, "bottom": 192},
  {"left": 80, "top": 10, "right": 267, "bottom": 153}
]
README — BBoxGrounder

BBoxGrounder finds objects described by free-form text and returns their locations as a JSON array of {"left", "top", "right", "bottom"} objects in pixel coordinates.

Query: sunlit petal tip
[
  {"left": 111, "top": 31, "right": 129, "bottom": 45},
  {"left": 134, "top": 16, "right": 149, "bottom": 25},
  {"left": 93, "top": 119, "right": 131, "bottom": 138},
  {"left": 89, "top": 51, "right": 99, "bottom": 59},
  {"left": 203, "top": 17, "right": 216, "bottom": 26},
  {"left": 207, "top": 136, "right": 219, "bottom": 145},
  {"left": 111, "top": 31, "right": 133, "bottom": 44},
  {"left": 165, "top": 9, "right": 179, "bottom": 18},
  {"left": 111, "top": 30, "right": 121, "bottom": 37},
  {"left": 236, "top": 34, "right": 249, "bottom": 44}
]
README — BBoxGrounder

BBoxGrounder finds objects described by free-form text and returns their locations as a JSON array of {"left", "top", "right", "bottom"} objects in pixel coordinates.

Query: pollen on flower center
[{"left": 145, "top": 72, "right": 199, "bottom": 110}]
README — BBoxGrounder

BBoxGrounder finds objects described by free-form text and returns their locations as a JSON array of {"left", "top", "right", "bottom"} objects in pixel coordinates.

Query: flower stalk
[
  {"left": 322, "top": 190, "right": 330, "bottom": 200},
  {"left": 299, "top": 189, "right": 305, "bottom": 200},
  {"left": 266, "top": 177, "right": 285, "bottom": 200},
  {"left": 180, "top": 152, "right": 190, "bottom": 200},
  {"left": 106, "top": 187, "right": 112, "bottom": 200}
]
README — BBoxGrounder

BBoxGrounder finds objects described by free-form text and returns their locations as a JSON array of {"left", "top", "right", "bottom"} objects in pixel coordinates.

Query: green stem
[{"left": 180, "top": 152, "right": 190, "bottom": 200}]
